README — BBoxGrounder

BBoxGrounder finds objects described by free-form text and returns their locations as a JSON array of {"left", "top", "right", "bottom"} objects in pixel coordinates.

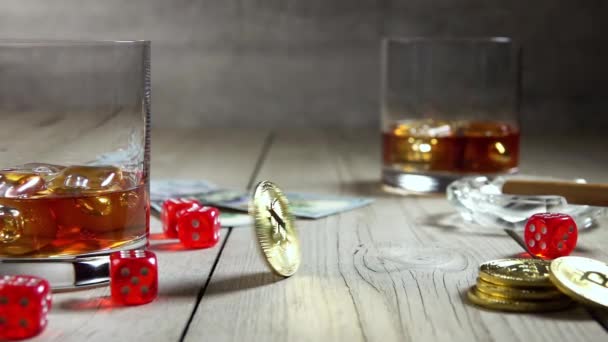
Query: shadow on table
[
  {"left": 459, "top": 288, "right": 593, "bottom": 321},
  {"left": 60, "top": 296, "right": 123, "bottom": 311},
  {"left": 338, "top": 180, "right": 428, "bottom": 198},
  {"left": 149, "top": 232, "right": 169, "bottom": 241},
  {"left": 204, "top": 272, "right": 283, "bottom": 296},
  {"left": 149, "top": 241, "right": 190, "bottom": 252},
  {"left": 421, "top": 212, "right": 506, "bottom": 238},
  {"left": 157, "top": 272, "right": 281, "bottom": 298}
]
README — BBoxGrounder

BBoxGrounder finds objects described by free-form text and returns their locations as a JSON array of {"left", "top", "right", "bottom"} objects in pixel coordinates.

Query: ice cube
[
  {"left": 462, "top": 121, "right": 517, "bottom": 137},
  {"left": 0, "top": 203, "right": 57, "bottom": 256},
  {"left": 48, "top": 165, "right": 125, "bottom": 194},
  {"left": 0, "top": 205, "right": 24, "bottom": 243},
  {"left": 75, "top": 196, "right": 112, "bottom": 216},
  {"left": 54, "top": 188, "right": 146, "bottom": 234},
  {"left": 0, "top": 171, "right": 47, "bottom": 198},
  {"left": 22, "top": 162, "right": 64, "bottom": 174},
  {"left": 3, "top": 163, "right": 65, "bottom": 176},
  {"left": 391, "top": 119, "right": 457, "bottom": 137}
]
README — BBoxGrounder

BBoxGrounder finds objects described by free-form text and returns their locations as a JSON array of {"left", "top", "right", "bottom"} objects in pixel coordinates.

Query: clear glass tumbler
[
  {"left": 381, "top": 37, "right": 520, "bottom": 194},
  {"left": 0, "top": 40, "right": 151, "bottom": 288}
]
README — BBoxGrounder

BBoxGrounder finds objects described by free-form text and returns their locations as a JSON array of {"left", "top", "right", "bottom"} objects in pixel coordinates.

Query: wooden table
[{"left": 34, "top": 129, "right": 608, "bottom": 341}]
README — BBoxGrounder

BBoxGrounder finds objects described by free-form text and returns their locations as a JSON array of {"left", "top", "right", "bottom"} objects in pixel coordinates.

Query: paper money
[
  {"left": 150, "top": 179, "right": 218, "bottom": 201},
  {"left": 195, "top": 189, "right": 374, "bottom": 219},
  {"left": 151, "top": 178, "right": 374, "bottom": 221}
]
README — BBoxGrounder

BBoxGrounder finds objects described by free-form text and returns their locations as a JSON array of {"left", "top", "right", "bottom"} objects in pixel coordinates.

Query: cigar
[{"left": 502, "top": 179, "right": 608, "bottom": 207}]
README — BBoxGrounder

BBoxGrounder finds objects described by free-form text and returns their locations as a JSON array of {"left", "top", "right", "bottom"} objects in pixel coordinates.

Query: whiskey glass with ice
[
  {"left": 0, "top": 40, "right": 151, "bottom": 288},
  {"left": 381, "top": 38, "right": 520, "bottom": 193}
]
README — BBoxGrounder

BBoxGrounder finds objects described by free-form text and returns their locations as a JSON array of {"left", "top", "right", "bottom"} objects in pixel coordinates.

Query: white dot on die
[
  {"left": 192, "top": 219, "right": 200, "bottom": 228},
  {"left": 540, "top": 242, "right": 547, "bottom": 249},
  {"left": 528, "top": 240, "right": 535, "bottom": 247},
  {"left": 131, "top": 277, "right": 139, "bottom": 285},
  {"left": 569, "top": 226, "right": 574, "bottom": 233},
  {"left": 121, "top": 267, "right": 130, "bottom": 277},
  {"left": 558, "top": 242, "right": 564, "bottom": 249},
  {"left": 140, "top": 267, "right": 149, "bottom": 276},
  {"left": 141, "top": 286, "right": 149, "bottom": 294},
  {"left": 563, "top": 234, "right": 568, "bottom": 241},
  {"left": 529, "top": 224, "right": 536, "bottom": 232},
  {"left": 192, "top": 232, "right": 200, "bottom": 241},
  {"left": 541, "top": 226, "right": 547, "bottom": 234},
  {"left": 535, "top": 233, "right": 541, "bottom": 241}
]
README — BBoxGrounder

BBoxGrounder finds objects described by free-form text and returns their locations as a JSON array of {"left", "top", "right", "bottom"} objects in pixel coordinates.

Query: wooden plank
[
  {"left": 28, "top": 128, "right": 268, "bottom": 342},
  {"left": 186, "top": 129, "right": 608, "bottom": 342}
]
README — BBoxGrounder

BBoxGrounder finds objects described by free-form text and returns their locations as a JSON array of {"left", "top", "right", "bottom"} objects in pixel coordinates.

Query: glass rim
[
  {"left": 382, "top": 36, "right": 512, "bottom": 45},
  {"left": 0, "top": 39, "right": 150, "bottom": 47}
]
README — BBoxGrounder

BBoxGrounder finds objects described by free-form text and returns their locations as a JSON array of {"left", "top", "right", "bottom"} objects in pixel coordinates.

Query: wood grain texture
[
  {"left": 186, "top": 130, "right": 608, "bottom": 341},
  {"left": 27, "top": 128, "right": 268, "bottom": 342}
]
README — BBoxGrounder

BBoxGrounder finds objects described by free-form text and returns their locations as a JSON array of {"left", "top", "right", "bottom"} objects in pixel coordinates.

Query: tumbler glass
[
  {"left": 381, "top": 37, "right": 520, "bottom": 194},
  {"left": 0, "top": 40, "right": 151, "bottom": 288}
]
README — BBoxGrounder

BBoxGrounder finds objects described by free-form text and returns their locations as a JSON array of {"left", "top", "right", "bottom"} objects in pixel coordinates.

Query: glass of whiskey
[
  {"left": 381, "top": 37, "right": 520, "bottom": 194},
  {"left": 0, "top": 40, "right": 151, "bottom": 288}
]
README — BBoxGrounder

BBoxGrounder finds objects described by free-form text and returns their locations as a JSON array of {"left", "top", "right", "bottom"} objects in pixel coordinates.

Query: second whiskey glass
[{"left": 381, "top": 37, "right": 521, "bottom": 193}]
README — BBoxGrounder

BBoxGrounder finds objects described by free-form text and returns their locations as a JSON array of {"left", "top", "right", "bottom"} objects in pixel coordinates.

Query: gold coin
[
  {"left": 476, "top": 278, "right": 565, "bottom": 300},
  {"left": 549, "top": 256, "right": 608, "bottom": 309},
  {"left": 467, "top": 286, "right": 574, "bottom": 312},
  {"left": 250, "top": 181, "right": 301, "bottom": 277},
  {"left": 479, "top": 258, "right": 553, "bottom": 288}
]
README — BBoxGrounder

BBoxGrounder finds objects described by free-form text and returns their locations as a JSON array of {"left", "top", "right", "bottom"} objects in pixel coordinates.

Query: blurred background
[{"left": 1, "top": 1, "right": 606, "bottom": 133}]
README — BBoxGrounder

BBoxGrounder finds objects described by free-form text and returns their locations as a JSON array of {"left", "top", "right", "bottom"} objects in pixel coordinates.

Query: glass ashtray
[{"left": 447, "top": 176, "right": 606, "bottom": 231}]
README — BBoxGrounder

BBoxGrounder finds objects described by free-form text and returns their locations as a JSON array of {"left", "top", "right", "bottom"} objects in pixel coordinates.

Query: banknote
[
  {"left": 193, "top": 189, "right": 374, "bottom": 219},
  {"left": 151, "top": 178, "right": 374, "bottom": 221},
  {"left": 150, "top": 178, "right": 218, "bottom": 201},
  {"left": 150, "top": 200, "right": 252, "bottom": 228}
]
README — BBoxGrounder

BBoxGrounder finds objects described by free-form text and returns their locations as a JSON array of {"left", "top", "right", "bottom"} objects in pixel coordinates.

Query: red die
[
  {"left": 110, "top": 250, "right": 158, "bottom": 305},
  {"left": 161, "top": 198, "right": 201, "bottom": 238},
  {"left": 176, "top": 206, "right": 220, "bottom": 249},
  {"left": 0, "top": 275, "right": 52, "bottom": 340},
  {"left": 524, "top": 213, "right": 578, "bottom": 259}
]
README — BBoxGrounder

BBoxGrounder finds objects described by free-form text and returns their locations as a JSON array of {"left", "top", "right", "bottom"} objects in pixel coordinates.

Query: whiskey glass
[
  {"left": 0, "top": 40, "right": 151, "bottom": 288},
  {"left": 381, "top": 37, "right": 520, "bottom": 194}
]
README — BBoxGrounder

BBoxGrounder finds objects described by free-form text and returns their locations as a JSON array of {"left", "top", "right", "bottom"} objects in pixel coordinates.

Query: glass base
[
  {"left": 0, "top": 235, "right": 147, "bottom": 290},
  {"left": 382, "top": 168, "right": 518, "bottom": 194}
]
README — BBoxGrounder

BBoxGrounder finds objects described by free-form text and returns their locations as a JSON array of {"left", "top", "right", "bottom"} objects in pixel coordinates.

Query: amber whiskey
[
  {"left": 0, "top": 165, "right": 148, "bottom": 257},
  {"left": 383, "top": 119, "right": 520, "bottom": 174}
]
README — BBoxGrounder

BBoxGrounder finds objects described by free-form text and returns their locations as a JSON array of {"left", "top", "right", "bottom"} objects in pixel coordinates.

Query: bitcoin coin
[
  {"left": 467, "top": 286, "right": 574, "bottom": 312},
  {"left": 250, "top": 181, "right": 301, "bottom": 277},
  {"left": 549, "top": 256, "right": 608, "bottom": 309},
  {"left": 476, "top": 278, "right": 565, "bottom": 300},
  {"left": 479, "top": 258, "right": 553, "bottom": 287}
]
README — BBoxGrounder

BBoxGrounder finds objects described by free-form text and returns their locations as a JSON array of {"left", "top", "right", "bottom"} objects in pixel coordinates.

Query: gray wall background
[{"left": 1, "top": 1, "right": 607, "bottom": 133}]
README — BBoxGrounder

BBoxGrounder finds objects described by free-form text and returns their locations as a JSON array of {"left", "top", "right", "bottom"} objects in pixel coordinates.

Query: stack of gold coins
[{"left": 468, "top": 258, "right": 575, "bottom": 312}]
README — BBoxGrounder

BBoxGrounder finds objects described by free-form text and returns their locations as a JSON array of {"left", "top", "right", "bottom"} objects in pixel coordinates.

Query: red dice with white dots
[
  {"left": 524, "top": 213, "right": 578, "bottom": 259},
  {"left": 110, "top": 250, "right": 158, "bottom": 305},
  {"left": 0, "top": 275, "right": 52, "bottom": 340},
  {"left": 176, "top": 206, "right": 220, "bottom": 249},
  {"left": 161, "top": 198, "right": 202, "bottom": 238}
]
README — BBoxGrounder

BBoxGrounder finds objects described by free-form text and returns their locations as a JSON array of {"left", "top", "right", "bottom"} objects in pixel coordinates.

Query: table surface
[{"left": 32, "top": 129, "right": 608, "bottom": 342}]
